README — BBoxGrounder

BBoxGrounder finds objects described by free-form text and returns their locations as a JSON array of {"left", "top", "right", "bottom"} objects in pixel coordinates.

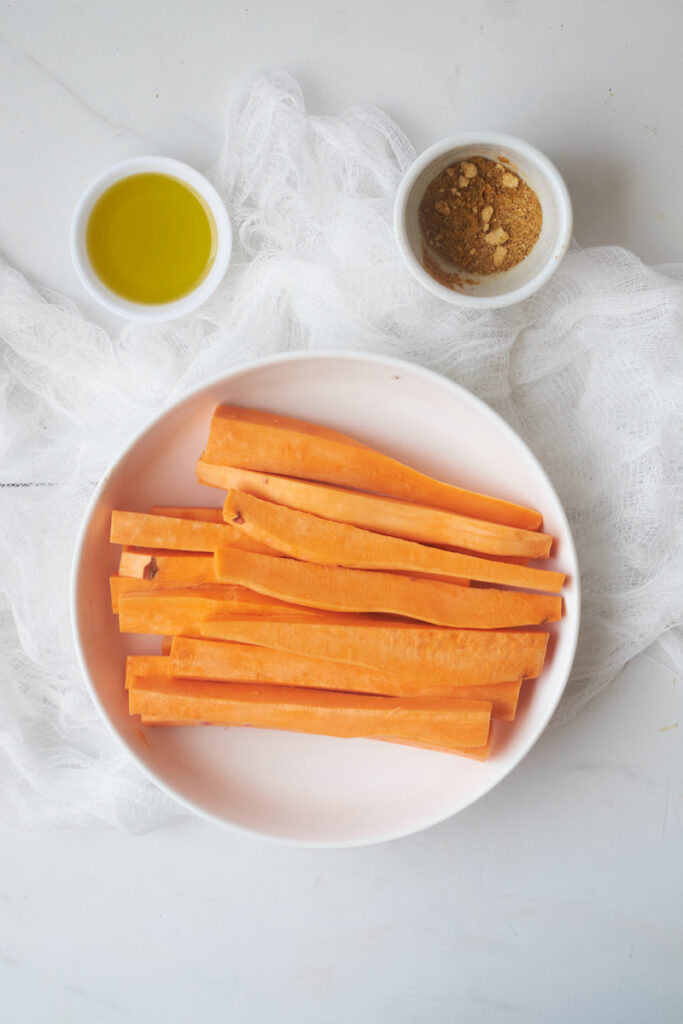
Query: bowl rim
[
  {"left": 70, "top": 349, "right": 581, "bottom": 847},
  {"left": 394, "top": 131, "right": 573, "bottom": 309},
  {"left": 70, "top": 155, "right": 232, "bottom": 322}
]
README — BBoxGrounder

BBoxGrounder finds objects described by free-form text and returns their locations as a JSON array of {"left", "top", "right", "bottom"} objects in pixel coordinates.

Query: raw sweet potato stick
[
  {"left": 201, "top": 405, "right": 542, "bottom": 529},
  {"left": 224, "top": 490, "right": 564, "bottom": 592},
  {"left": 116, "top": 584, "right": 324, "bottom": 634},
  {"left": 201, "top": 618, "right": 549, "bottom": 686},
  {"left": 213, "top": 546, "right": 561, "bottom": 628},
  {"left": 118, "top": 548, "right": 218, "bottom": 584},
  {"left": 196, "top": 461, "right": 552, "bottom": 559},
  {"left": 167, "top": 639, "right": 522, "bottom": 718},
  {"left": 110, "top": 510, "right": 273, "bottom": 554},
  {"left": 128, "top": 675, "right": 493, "bottom": 750}
]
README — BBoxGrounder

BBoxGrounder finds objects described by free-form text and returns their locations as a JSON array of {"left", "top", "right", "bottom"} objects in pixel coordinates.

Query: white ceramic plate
[{"left": 71, "top": 352, "right": 580, "bottom": 847}]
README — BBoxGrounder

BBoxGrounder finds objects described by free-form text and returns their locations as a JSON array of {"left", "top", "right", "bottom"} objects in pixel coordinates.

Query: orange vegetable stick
[
  {"left": 201, "top": 618, "right": 549, "bottom": 685},
  {"left": 118, "top": 543, "right": 468, "bottom": 591},
  {"left": 213, "top": 547, "right": 561, "bottom": 628},
  {"left": 150, "top": 507, "right": 224, "bottom": 522},
  {"left": 117, "top": 585, "right": 321, "bottom": 635},
  {"left": 111, "top": 575, "right": 223, "bottom": 613},
  {"left": 224, "top": 490, "right": 564, "bottom": 593},
  {"left": 160, "top": 637, "right": 173, "bottom": 655},
  {"left": 114, "top": 576, "right": 380, "bottom": 627},
  {"left": 110, "top": 510, "right": 273, "bottom": 555},
  {"left": 136, "top": 714, "right": 494, "bottom": 758},
  {"left": 129, "top": 659, "right": 500, "bottom": 749},
  {"left": 201, "top": 405, "right": 542, "bottom": 530},
  {"left": 167, "top": 638, "right": 522, "bottom": 717},
  {"left": 384, "top": 726, "right": 493, "bottom": 760},
  {"left": 197, "top": 461, "right": 551, "bottom": 559},
  {"left": 119, "top": 548, "right": 218, "bottom": 584},
  {"left": 125, "top": 655, "right": 171, "bottom": 689},
  {"left": 140, "top": 718, "right": 195, "bottom": 725},
  {"left": 451, "top": 551, "right": 530, "bottom": 566},
  {"left": 128, "top": 675, "right": 492, "bottom": 750},
  {"left": 388, "top": 570, "right": 470, "bottom": 587}
]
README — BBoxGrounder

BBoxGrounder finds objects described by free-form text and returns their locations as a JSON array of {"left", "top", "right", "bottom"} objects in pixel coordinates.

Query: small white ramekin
[
  {"left": 70, "top": 155, "right": 232, "bottom": 322},
  {"left": 394, "top": 132, "right": 572, "bottom": 308}
]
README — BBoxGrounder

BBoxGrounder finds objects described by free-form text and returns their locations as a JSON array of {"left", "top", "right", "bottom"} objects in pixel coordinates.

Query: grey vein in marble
[{"left": 0, "top": 36, "right": 150, "bottom": 143}]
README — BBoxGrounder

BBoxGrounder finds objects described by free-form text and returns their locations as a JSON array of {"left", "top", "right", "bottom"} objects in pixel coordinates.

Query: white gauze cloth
[{"left": 1, "top": 72, "right": 681, "bottom": 831}]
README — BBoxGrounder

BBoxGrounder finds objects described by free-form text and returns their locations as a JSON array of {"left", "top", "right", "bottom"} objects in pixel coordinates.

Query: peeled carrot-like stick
[
  {"left": 170, "top": 638, "right": 404, "bottom": 691},
  {"left": 224, "top": 491, "right": 564, "bottom": 593},
  {"left": 125, "top": 655, "right": 171, "bottom": 689},
  {"left": 201, "top": 406, "right": 542, "bottom": 530},
  {"left": 119, "top": 548, "right": 218, "bottom": 584},
  {"left": 110, "top": 510, "right": 273, "bottom": 555},
  {"left": 449, "top": 550, "right": 530, "bottom": 567},
  {"left": 388, "top": 569, "right": 470, "bottom": 587},
  {"left": 114, "top": 578, "right": 382, "bottom": 630},
  {"left": 150, "top": 507, "right": 224, "bottom": 522},
  {"left": 167, "top": 637, "right": 522, "bottom": 716},
  {"left": 197, "top": 461, "right": 551, "bottom": 559},
  {"left": 201, "top": 618, "right": 549, "bottom": 685},
  {"left": 384, "top": 726, "right": 493, "bottom": 760},
  {"left": 117, "top": 585, "right": 321, "bottom": 635},
  {"left": 160, "top": 637, "right": 173, "bottom": 655},
  {"left": 213, "top": 547, "right": 561, "bottom": 628},
  {"left": 136, "top": 713, "right": 494, "bottom": 757},
  {"left": 110, "top": 575, "right": 223, "bottom": 614},
  {"left": 128, "top": 675, "right": 492, "bottom": 750}
]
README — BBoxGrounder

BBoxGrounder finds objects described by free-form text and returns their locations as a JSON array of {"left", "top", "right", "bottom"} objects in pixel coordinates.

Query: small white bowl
[
  {"left": 394, "top": 132, "right": 572, "bottom": 308},
  {"left": 70, "top": 156, "right": 232, "bottom": 322}
]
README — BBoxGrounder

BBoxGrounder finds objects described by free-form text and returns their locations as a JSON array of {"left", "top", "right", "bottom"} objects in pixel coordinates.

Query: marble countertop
[{"left": 2, "top": 2, "right": 682, "bottom": 1021}]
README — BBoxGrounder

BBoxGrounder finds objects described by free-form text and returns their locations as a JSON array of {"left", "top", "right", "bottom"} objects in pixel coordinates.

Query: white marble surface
[{"left": 1, "top": 1, "right": 682, "bottom": 1021}]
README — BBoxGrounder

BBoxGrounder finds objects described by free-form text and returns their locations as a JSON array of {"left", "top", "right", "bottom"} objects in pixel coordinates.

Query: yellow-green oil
[{"left": 85, "top": 172, "right": 217, "bottom": 304}]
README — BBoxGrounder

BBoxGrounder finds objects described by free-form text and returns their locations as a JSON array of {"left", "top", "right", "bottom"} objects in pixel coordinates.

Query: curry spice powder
[{"left": 419, "top": 156, "right": 542, "bottom": 277}]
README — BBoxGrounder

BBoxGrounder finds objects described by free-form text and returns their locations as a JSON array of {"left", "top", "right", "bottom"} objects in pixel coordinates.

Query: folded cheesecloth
[{"left": 0, "top": 72, "right": 681, "bottom": 831}]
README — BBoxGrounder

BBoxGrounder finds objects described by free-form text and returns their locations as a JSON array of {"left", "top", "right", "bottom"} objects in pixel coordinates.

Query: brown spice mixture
[{"left": 418, "top": 156, "right": 542, "bottom": 276}]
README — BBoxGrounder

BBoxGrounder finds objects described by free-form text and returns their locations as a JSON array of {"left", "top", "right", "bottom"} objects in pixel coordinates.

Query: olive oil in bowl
[{"left": 85, "top": 172, "right": 217, "bottom": 305}]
